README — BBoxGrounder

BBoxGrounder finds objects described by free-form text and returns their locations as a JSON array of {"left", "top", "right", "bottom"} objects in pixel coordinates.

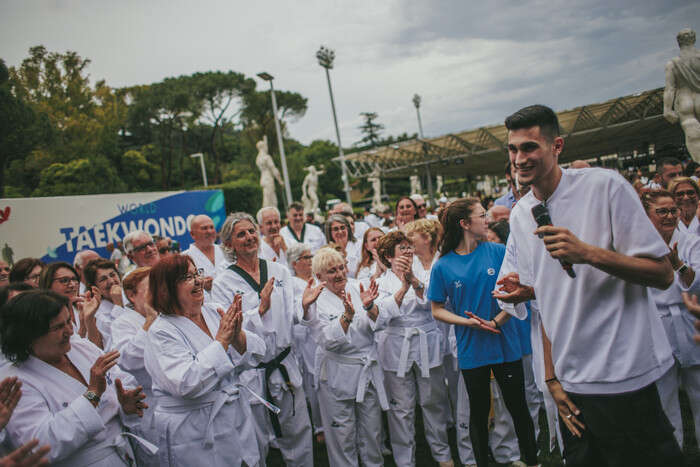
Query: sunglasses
[
  {"left": 674, "top": 190, "right": 697, "bottom": 199},
  {"left": 655, "top": 207, "right": 679, "bottom": 217}
]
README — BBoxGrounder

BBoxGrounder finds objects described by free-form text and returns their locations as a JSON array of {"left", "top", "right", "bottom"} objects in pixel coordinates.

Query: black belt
[{"left": 256, "top": 346, "right": 295, "bottom": 437}]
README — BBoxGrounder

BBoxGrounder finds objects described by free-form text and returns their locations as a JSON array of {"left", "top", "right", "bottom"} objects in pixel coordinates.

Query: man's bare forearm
[{"left": 585, "top": 246, "right": 673, "bottom": 289}]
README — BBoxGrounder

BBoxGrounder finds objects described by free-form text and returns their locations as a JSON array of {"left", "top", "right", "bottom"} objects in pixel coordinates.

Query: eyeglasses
[
  {"left": 397, "top": 244, "right": 414, "bottom": 253},
  {"left": 299, "top": 255, "right": 313, "bottom": 261},
  {"left": 674, "top": 190, "right": 697, "bottom": 199},
  {"left": 158, "top": 246, "right": 172, "bottom": 254},
  {"left": 26, "top": 273, "right": 41, "bottom": 282},
  {"left": 53, "top": 276, "right": 79, "bottom": 286},
  {"left": 331, "top": 225, "right": 347, "bottom": 232},
  {"left": 178, "top": 269, "right": 203, "bottom": 283},
  {"left": 132, "top": 241, "right": 155, "bottom": 253},
  {"left": 655, "top": 207, "right": 679, "bottom": 217},
  {"left": 415, "top": 204, "right": 426, "bottom": 209}
]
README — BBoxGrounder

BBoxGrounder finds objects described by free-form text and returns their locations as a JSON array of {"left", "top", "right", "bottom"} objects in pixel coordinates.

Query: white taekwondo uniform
[
  {"left": 280, "top": 224, "right": 326, "bottom": 254},
  {"left": 5, "top": 336, "right": 153, "bottom": 467},
  {"left": 651, "top": 227, "right": 700, "bottom": 448},
  {"left": 110, "top": 307, "right": 159, "bottom": 466},
  {"left": 144, "top": 303, "right": 266, "bottom": 467},
  {"left": 211, "top": 259, "right": 313, "bottom": 466},
  {"left": 376, "top": 266, "right": 451, "bottom": 465},
  {"left": 303, "top": 282, "right": 395, "bottom": 467}
]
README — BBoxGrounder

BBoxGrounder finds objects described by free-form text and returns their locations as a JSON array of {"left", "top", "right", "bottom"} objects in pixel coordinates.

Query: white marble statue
[
  {"left": 256, "top": 138, "right": 284, "bottom": 208},
  {"left": 368, "top": 168, "right": 382, "bottom": 210},
  {"left": 302, "top": 165, "right": 324, "bottom": 214},
  {"left": 436, "top": 175, "right": 443, "bottom": 196},
  {"left": 410, "top": 175, "right": 422, "bottom": 195},
  {"left": 664, "top": 28, "right": 700, "bottom": 163}
]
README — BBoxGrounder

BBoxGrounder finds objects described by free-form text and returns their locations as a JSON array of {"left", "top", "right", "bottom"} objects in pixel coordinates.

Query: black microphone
[{"left": 531, "top": 204, "right": 576, "bottom": 278}]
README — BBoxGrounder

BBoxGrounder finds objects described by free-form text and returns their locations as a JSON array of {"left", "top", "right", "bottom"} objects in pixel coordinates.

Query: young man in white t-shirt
[{"left": 495, "top": 105, "right": 683, "bottom": 466}]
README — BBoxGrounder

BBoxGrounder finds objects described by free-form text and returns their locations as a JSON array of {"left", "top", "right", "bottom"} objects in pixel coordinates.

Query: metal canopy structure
[{"left": 342, "top": 88, "right": 684, "bottom": 179}]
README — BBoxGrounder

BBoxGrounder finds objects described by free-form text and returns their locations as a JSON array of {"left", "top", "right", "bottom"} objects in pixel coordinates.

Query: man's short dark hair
[
  {"left": 656, "top": 157, "right": 682, "bottom": 174},
  {"left": 287, "top": 202, "right": 304, "bottom": 214},
  {"left": 0, "top": 289, "right": 69, "bottom": 363},
  {"left": 83, "top": 258, "right": 119, "bottom": 289},
  {"left": 505, "top": 105, "right": 560, "bottom": 142}
]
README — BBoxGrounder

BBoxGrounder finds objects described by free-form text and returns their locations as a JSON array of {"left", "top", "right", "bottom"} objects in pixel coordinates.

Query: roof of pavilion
[{"left": 342, "top": 87, "right": 684, "bottom": 178}]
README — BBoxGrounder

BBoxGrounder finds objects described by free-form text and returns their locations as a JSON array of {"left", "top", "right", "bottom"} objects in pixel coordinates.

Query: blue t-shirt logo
[
  {"left": 487, "top": 268, "right": 495, "bottom": 276},
  {"left": 454, "top": 280, "right": 463, "bottom": 288}
]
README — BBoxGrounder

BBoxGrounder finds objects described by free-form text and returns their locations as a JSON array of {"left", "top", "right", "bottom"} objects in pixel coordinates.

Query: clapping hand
[
  {"left": 340, "top": 291, "right": 355, "bottom": 316},
  {"left": 88, "top": 350, "right": 120, "bottom": 399},
  {"left": 0, "top": 377, "right": 21, "bottom": 430},
  {"left": 109, "top": 284, "right": 123, "bottom": 307},
  {"left": 0, "top": 439, "right": 50, "bottom": 467},
  {"left": 84, "top": 288, "right": 102, "bottom": 320},
  {"left": 302, "top": 279, "right": 325, "bottom": 312},
  {"left": 359, "top": 280, "right": 379, "bottom": 309},
  {"left": 259, "top": 278, "right": 275, "bottom": 316},
  {"left": 115, "top": 379, "right": 147, "bottom": 417},
  {"left": 492, "top": 272, "right": 535, "bottom": 304}
]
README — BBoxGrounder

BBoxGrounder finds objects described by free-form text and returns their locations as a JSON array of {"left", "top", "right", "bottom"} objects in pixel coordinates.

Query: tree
[
  {"left": 240, "top": 89, "right": 307, "bottom": 157},
  {"left": 126, "top": 77, "right": 201, "bottom": 189},
  {"left": 0, "top": 58, "right": 51, "bottom": 197},
  {"left": 190, "top": 71, "right": 255, "bottom": 184},
  {"left": 356, "top": 112, "right": 384, "bottom": 148},
  {"left": 33, "top": 156, "right": 126, "bottom": 196}
]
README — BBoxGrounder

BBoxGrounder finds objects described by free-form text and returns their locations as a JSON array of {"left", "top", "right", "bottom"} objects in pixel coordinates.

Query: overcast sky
[{"left": 1, "top": 0, "right": 698, "bottom": 147}]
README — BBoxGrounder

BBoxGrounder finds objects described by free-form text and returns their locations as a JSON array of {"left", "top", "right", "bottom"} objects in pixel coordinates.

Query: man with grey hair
[
  {"left": 183, "top": 214, "right": 230, "bottom": 291},
  {"left": 665, "top": 28, "right": 700, "bottom": 163},
  {"left": 257, "top": 206, "right": 288, "bottom": 266},
  {"left": 281, "top": 202, "right": 326, "bottom": 253},
  {"left": 212, "top": 212, "right": 313, "bottom": 465},
  {"left": 123, "top": 230, "right": 160, "bottom": 268},
  {"left": 73, "top": 249, "right": 100, "bottom": 294}
]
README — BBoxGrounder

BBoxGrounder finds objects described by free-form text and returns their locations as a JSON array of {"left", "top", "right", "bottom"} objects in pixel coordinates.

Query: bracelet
[
  {"left": 545, "top": 377, "right": 558, "bottom": 384},
  {"left": 363, "top": 301, "right": 374, "bottom": 311},
  {"left": 491, "top": 319, "right": 500, "bottom": 329},
  {"left": 341, "top": 313, "right": 353, "bottom": 325}
]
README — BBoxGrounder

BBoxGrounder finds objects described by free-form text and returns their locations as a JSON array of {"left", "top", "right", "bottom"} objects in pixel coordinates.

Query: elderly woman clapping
[
  {"left": 144, "top": 255, "right": 266, "bottom": 467},
  {"left": 0, "top": 290, "right": 148, "bottom": 466},
  {"left": 301, "top": 247, "right": 410, "bottom": 467}
]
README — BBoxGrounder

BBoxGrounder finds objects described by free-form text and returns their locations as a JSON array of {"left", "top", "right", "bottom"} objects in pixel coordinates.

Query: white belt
[
  {"left": 319, "top": 350, "right": 389, "bottom": 410},
  {"left": 157, "top": 385, "right": 279, "bottom": 448},
  {"left": 62, "top": 432, "right": 157, "bottom": 466},
  {"left": 669, "top": 305, "right": 690, "bottom": 366},
  {"left": 385, "top": 322, "right": 433, "bottom": 378}
]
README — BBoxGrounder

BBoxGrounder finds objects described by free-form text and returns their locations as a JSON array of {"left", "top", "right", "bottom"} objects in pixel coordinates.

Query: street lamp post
[
  {"left": 257, "top": 72, "right": 293, "bottom": 205},
  {"left": 317, "top": 46, "right": 352, "bottom": 207},
  {"left": 190, "top": 153, "right": 208, "bottom": 187},
  {"left": 413, "top": 94, "right": 435, "bottom": 205}
]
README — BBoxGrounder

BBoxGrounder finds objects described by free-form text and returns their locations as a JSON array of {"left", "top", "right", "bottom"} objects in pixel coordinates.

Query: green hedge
[{"left": 204, "top": 179, "right": 262, "bottom": 215}]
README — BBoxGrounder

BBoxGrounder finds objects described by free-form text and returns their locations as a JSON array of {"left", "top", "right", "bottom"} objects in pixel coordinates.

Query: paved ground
[{"left": 266, "top": 390, "right": 700, "bottom": 466}]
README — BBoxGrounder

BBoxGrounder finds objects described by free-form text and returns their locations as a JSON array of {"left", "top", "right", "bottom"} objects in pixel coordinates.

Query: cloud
[{"left": 1, "top": 0, "right": 698, "bottom": 148}]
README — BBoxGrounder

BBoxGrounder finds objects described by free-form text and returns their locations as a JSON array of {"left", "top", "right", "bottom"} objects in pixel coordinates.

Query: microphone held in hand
[{"left": 531, "top": 204, "right": 576, "bottom": 278}]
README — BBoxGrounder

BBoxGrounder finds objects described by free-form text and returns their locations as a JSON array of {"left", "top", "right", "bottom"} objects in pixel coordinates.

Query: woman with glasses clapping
[{"left": 642, "top": 189, "right": 700, "bottom": 450}]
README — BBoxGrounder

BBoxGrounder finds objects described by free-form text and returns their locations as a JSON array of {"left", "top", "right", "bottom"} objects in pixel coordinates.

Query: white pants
[
  {"left": 301, "top": 365, "right": 323, "bottom": 434},
  {"left": 318, "top": 381, "right": 383, "bottom": 467},
  {"left": 456, "top": 372, "right": 476, "bottom": 465},
  {"left": 384, "top": 364, "right": 452, "bottom": 466},
  {"left": 656, "top": 360, "right": 700, "bottom": 448},
  {"left": 250, "top": 384, "right": 313, "bottom": 467}
]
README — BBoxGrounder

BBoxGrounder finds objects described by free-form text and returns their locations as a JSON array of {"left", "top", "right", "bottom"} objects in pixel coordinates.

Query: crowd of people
[{"left": 0, "top": 104, "right": 699, "bottom": 467}]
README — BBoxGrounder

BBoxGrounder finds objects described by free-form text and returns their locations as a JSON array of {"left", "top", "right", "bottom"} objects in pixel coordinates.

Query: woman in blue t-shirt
[{"left": 427, "top": 198, "right": 538, "bottom": 467}]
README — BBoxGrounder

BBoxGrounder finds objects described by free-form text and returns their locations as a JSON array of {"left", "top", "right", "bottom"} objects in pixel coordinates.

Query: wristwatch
[
  {"left": 677, "top": 263, "right": 689, "bottom": 275},
  {"left": 83, "top": 390, "right": 100, "bottom": 405},
  {"left": 413, "top": 281, "right": 424, "bottom": 291}
]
